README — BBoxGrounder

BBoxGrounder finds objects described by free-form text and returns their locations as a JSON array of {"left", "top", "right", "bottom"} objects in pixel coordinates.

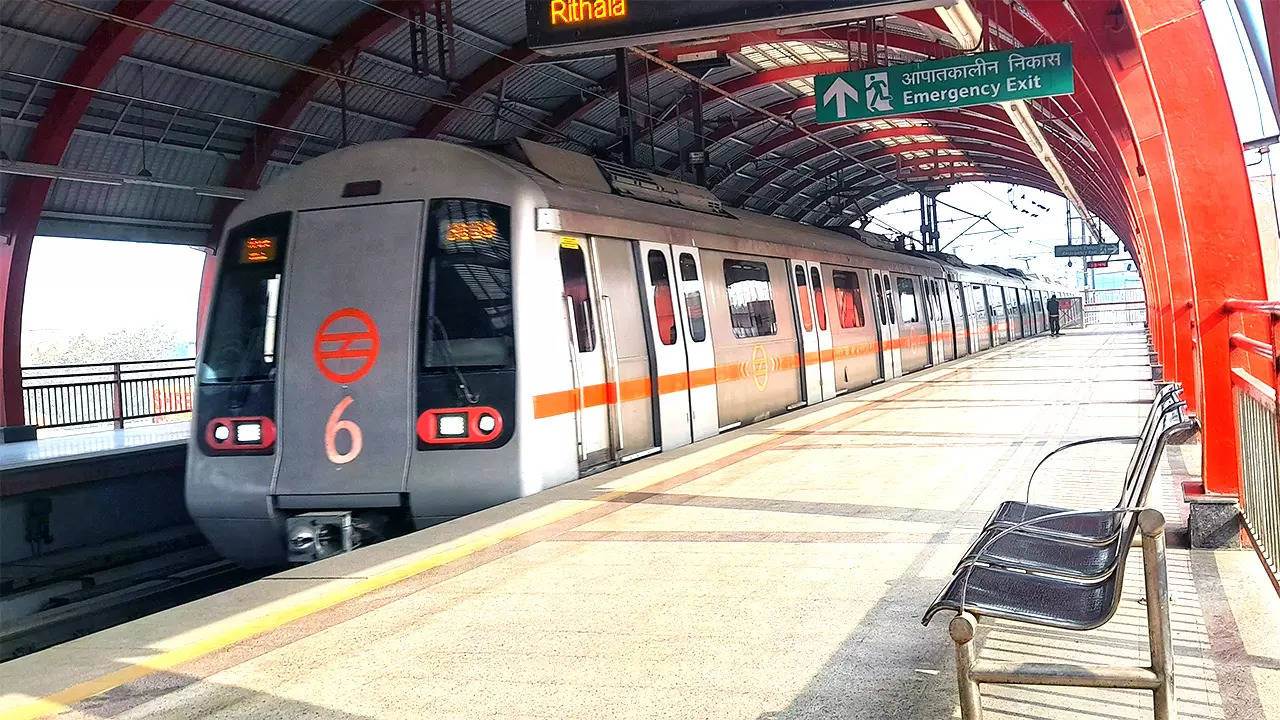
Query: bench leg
[
  {"left": 949, "top": 613, "right": 984, "bottom": 720},
  {"left": 1139, "top": 509, "right": 1176, "bottom": 720}
]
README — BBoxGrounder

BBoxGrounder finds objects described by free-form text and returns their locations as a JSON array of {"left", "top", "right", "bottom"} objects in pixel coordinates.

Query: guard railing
[
  {"left": 1225, "top": 299, "right": 1280, "bottom": 585},
  {"left": 21, "top": 358, "right": 195, "bottom": 430}
]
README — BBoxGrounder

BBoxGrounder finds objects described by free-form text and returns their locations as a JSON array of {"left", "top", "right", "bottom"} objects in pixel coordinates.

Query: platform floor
[
  {"left": 0, "top": 423, "right": 186, "bottom": 473},
  {"left": 2, "top": 328, "right": 1278, "bottom": 720}
]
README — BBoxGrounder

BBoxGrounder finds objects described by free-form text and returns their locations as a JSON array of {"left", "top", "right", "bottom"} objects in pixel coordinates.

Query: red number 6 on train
[{"left": 325, "top": 396, "right": 363, "bottom": 465}]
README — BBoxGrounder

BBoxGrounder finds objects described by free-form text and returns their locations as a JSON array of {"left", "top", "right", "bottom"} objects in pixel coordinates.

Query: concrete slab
[{"left": 2, "top": 328, "right": 1277, "bottom": 720}]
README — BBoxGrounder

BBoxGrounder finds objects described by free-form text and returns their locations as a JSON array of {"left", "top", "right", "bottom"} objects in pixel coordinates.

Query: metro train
[{"left": 189, "top": 138, "right": 1074, "bottom": 567}]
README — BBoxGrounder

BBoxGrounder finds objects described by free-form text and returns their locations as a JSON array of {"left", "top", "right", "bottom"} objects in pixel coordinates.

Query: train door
[
  {"left": 672, "top": 249, "right": 719, "bottom": 441},
  {"left": 788, "top": 260, "right": 820, "bottom": 403},
  {"left": 637, "top": 242, "right": 693, "bottom": 451},
  {"left": 893, "top": 274, "right": 930, "bottom": 373},
  {"left": 919, "top": 279, "right": 937, "bottom": 366},
  {"left": 808, "top": 263, "right": 837, "bottom": 401},
  {"left": 789, "top": 259, "right": 835, "bottom": 403},
  {"left": 935, "top": 279, "right": 957, "bottom": 362},
  {"left": 557, "top": 235, "right": 610, "bottom": 468},
  {"left": 1011, "top": 289, "right": 1024, "bottom": 339},
  {"left": 947, "top": 280, "right": 969, "bottom": 357},
  {"left": 969, "top": 284, "right": 992, "bottom": 351},
  {"left": 587, "top": 236, "right": 658, "bottom": 461},
  {"left": 275, "top": 201, "right": 423, "bottom": 497},
  {"left": 871, "top": 270, "right": 901, "bottom": 379}
]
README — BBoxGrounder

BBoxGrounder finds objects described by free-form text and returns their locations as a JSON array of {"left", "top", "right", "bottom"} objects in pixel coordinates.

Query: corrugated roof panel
[{"left": 3, "top": 0, "right": 118, "bottom": 43}]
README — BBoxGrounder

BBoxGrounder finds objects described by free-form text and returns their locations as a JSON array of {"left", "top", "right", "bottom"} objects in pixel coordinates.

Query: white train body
[{"left": 187, "top": 139, "right": 1072, "bottom": 567}]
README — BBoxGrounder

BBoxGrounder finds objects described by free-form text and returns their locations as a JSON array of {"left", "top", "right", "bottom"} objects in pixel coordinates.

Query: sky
[
  {"left": 20, "top": 0, "right": 1274, "bottom": 349},
  {"left": 24, "top": 236, "right": 206, "bottom": 342}
]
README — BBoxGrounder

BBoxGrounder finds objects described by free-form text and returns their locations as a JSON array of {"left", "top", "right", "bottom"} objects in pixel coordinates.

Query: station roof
[{"left": 0, "top": 0, "right": 1120, "bottom": 247}]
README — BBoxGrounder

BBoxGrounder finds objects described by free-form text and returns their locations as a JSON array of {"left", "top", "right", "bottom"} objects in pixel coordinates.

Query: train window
[
  {"left": 809, "top": 267, "right": 828, "bottom": 331},
  {"left": 200, "top": 213, "right": 290, "bottom": 384},
  {"left": 685, "top": 292, "right": 707, "bottom": 342},
  {"left": 897, "top": 277, "right": 919, "bottom": 323},
  {"left": 648, "top": 250, "right": 678, "bottom": 346},
  {"left": 678, "top": 253, "right": 707, "bottom": 343},
  {"left": 559, "top": 246, "right": 596, "bottom": 352},
  {"left": 724, "top": 259, "right": 777, "bottom": 339},
  {"left": 679, "top": 253, "right": 699, "bottom": 282},
  {"left": 421, "top": 199, "right": 514, "bottom": 370},
  {"left": 831, "top": 271, "right": 866, "bottom": 328},
  {"left": 872, "top": 274, "right": 886, "bottom": 323},
  {"left": 793, "top": 265, "right": 814, "bottom": 332}
]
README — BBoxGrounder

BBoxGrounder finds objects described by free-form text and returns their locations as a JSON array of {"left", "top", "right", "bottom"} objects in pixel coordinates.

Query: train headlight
[
  {"left": 437, "top": 414, "right": 467, "bottom": 437},
  {"left": 416, "top": 407, "right": 503, "bottom": 445},
  {"left": 235, "top": 421, "right": 262, "bottom": 444},
  {"left": 205, "top": 417, "right": 276, "bottom": 453}
]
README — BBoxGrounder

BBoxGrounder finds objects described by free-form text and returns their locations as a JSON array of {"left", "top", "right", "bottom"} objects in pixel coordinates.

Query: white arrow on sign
[{"left": 822, "top": 77, "right": 858, "bottom": 118}]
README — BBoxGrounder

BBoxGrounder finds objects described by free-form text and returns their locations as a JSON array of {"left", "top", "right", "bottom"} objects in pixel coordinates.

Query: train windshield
[
  {"left": 421, "top": 199, "right": 514, "bottom": 371},
  {"left": 199, "top": 213, "right": 289, "bottom": 384}
]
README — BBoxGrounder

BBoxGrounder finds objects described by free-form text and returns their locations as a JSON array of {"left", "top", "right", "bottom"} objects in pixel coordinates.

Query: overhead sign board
[
  {"left": 1055, "top": 242, "right": 1119, "bottom": 258},
  {"left": 526, "top": 0, "right": 950, "bottom": 55},
  {"left": 814, "top": 43, "right": 1074, "bottom": 123},
  {"left": 1085, "top": 260, "right": 1109, "bottom": 269}
]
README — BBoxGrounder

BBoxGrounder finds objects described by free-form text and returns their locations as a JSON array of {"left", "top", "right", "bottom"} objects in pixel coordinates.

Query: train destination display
[
  {"left": 814, "top": 43, "right": 1074, "bottom": 123},
  {"left": 526, "top": 0, "right": 949, "bottom": 55}
]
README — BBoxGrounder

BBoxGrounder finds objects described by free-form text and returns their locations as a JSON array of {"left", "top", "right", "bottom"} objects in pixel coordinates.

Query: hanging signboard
[
  {"left": 814, "top": 43, "right": 1074, "bottom": 123},
  {"left": 1085, "top": 260, "right": 1109, "bottom": 269},
  {"left": 1055, "top": 242, "right": 1118, "bottom": 258},
  {"left": 526, "top": 0, "right": 950, "bottom": 56}
]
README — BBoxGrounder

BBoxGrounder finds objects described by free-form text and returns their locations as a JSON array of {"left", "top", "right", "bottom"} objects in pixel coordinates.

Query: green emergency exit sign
[{"left": 814, "top": 43, "right": 1074, "bottom": 123}]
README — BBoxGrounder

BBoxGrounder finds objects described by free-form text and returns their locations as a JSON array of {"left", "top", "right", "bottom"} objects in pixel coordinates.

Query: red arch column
[
  {"left": 1123, "top": 0, "right": 1270, "bottom": 494},
  {"left": 0, "top": 0, "right": 176, "bottom": 436}
]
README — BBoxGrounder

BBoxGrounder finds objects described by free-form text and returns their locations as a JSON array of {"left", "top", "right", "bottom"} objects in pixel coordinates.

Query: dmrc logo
[{"left": 750, "top": 344, "right": 769, "bottom": 392}]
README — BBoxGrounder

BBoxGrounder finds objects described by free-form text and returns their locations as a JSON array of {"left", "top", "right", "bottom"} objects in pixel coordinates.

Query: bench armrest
[{"left": 1023, "top": 436, "right": 1139, "bottom": 503}]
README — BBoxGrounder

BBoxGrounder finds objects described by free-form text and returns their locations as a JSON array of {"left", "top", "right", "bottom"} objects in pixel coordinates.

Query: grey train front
[{"left": 188, "top": 139, "right": 1068, "bottom": 567}]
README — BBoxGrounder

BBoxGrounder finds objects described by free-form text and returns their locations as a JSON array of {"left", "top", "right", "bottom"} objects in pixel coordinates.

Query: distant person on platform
[{"left": 1047, "top": 294, "right": 1061, "bottom": 336}]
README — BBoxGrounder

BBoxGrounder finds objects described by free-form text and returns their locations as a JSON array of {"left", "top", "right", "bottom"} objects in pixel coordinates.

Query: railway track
[{"left": 1, "top": 525, "right": 256, "bottom": 661}]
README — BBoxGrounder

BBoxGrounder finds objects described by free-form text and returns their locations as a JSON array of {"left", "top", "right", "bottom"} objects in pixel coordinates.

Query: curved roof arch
[{"left": 0, "top": 0, "right": 1189, "bottom": 252}]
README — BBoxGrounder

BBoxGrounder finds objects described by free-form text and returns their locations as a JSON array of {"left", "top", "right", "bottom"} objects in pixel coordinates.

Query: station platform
[
  {"left": 0, "top": 423, "right": 187, "bottom": 497},
  {"left": 2, "top": 328, "right": 1278, "bottom": 720}
]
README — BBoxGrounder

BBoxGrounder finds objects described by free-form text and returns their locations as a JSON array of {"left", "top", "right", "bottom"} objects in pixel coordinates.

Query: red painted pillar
[
  {"left": 0, "top": 0, "right": 175, "bottom": 433},
  {"left": 1124, "top": 0, "right": 1271, "bottom": 494}
]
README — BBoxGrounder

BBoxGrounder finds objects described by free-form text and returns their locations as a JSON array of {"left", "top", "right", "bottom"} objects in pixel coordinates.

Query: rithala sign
[{"left": 814, "top": 44, "right": 1074, "bottom": 123}]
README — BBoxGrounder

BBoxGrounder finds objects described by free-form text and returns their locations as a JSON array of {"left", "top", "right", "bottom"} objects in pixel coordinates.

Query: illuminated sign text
[
  {"left": 240, "top": 236, "right": 278, "bottom": 264},
  {"left": 445, "top": 219, "right": 500, "bottom": 243},
  {"left": 550, "top": 0, "right": 626, "bottom": 25}
]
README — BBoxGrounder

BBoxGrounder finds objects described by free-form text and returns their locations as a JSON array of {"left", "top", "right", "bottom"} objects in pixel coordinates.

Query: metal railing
[
  {"left": 21, "top": 358, "right": 195, "bottom": 430},
  {"left": 1084, "top": 288, "right": 1146, "bottom": 326},
  {"left": 1225, "top": 299, "right": 1280, "bottom": 583}
]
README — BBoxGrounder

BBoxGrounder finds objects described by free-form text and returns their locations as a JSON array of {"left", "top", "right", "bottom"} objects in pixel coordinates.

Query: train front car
[{"left": 188, "top": 140, "right": 541, "bottom": 567}]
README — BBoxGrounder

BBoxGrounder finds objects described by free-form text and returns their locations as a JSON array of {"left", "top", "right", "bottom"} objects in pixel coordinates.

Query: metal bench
[
  {"left": 952, "top": 392, "right": 1192, "bottom": 580},
  {"left": 922, "top": 385, "right": 1197, "bottom": 720}
]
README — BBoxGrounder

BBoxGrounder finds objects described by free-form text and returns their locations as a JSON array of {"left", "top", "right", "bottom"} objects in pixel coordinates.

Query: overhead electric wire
[{"left": 40, "top": 0, "right": 984, "bottom": 223}]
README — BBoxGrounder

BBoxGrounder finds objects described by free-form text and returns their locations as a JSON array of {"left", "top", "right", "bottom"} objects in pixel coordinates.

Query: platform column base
[
  {"left": 0, "top": 425, "right": 36, "bottom": 443},
  {"left": 1151, "top": 363, "right": 1163, "bottom": 381},
  {"left": 1182, "top": 481, "right": 1243, "bottom": 549}
]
